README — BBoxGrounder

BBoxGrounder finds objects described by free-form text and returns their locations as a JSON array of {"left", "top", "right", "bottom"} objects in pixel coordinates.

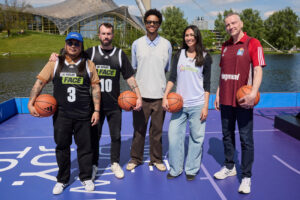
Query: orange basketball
[
  {"left": 167, "top": 92, "right": 183, "bottom": 113},
  {"left": 34, "top": 94, "right": 57, "bottom": 117},
  {"left": 236, "top": 85, "right": 260, "bottom": 106},
  {"left": 118, "top": 91, "right": 137, "bottom": 111}
]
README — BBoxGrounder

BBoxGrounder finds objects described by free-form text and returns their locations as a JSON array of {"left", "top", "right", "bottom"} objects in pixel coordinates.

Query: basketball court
[{"left": 0, "top": 107, "right": 300, "bottom": 200}]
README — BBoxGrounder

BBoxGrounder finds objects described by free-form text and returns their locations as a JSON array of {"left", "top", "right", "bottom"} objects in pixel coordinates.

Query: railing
[{"left": 1, "top": 92, "right": 300, "bottom": 123}]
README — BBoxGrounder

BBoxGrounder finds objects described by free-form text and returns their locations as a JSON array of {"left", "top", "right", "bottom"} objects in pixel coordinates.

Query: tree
[
  {"left": 160, "top": 6, "right": 188, "bottom": 48},
  {"left": 240, "top": 9, "right": 265, "bottom": 41},
  {"left": 200, "top": 30, "right": 217, "bottom": 49},
  {"left": 264, "top": 7, "right": 300, "bottom": 50},
  {"left": 214, "top": 9, "right": 234, "bottom": 43},
  {"left": 296, "top": 36, "right": 300, "bottom": 49},
  {"left": 0, "top": 0, "right": 32, "bottom": 37}
]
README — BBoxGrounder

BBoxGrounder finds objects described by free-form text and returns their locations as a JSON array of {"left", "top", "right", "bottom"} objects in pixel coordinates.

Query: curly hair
[{"left": 143, "top": 9, "right": 162, "bottom": 24}]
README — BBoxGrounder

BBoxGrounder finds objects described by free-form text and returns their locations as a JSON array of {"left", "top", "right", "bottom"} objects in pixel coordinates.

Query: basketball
[
  {"left": 236, "top": 85, "right": 260, "bottom": 106},
  {"left": 34, "top": 94, "right": 57, "bottom": 117},
  {"left": 167, "top": 92, "right": 183, "bottom": 113},
  {"left": 118, "top": 91, "right": 137, "bottom": 111}
]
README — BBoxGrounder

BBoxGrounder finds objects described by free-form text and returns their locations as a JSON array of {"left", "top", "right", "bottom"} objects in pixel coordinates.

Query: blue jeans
[{"left": 168, "top": 105, "right": 206, "bottom": 176}]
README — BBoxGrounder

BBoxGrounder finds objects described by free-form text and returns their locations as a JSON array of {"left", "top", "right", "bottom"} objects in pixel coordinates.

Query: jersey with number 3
[{"left": 53, "top": 59, "right": 92, "bottom": 119}]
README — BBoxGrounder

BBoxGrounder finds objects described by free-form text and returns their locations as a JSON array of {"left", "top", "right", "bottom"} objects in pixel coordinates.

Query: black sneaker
[
  {"left": 186, "top": 174, "right": 196, "bottom": 181},
  {"left": 167, "top": 173, "right": 178, "bottom": 179}
]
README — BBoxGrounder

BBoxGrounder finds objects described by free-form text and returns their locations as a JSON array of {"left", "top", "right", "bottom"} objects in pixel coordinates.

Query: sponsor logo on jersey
[
  {"left": 96, "top": 65, "right": 110, "bottom": 69},
  {"left": 95, "top": 65, "right": 116, "bottom": 77},
  {"left": 237, "top": 48, "right": 244, "bottom": 56},
  {"left": 179, "top": 64, "right": 198, "bottom": 72},
  {"left": 62, "top": 76, "right": 84, "bottom": 84},
  {"left": 221, "top": 73, "right": 240, "bottom": 81},
  {"left": 60, "top": 72, "right": 76, "bottom": 77},
  {"left": 97, "top": 69, "right": 116, "bottom": 77}
]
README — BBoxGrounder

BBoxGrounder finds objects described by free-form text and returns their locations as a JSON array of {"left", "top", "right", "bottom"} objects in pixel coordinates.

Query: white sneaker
[
  {"left": 214, "top": 166, "right": 237, "bottom": 179},
  {"left": 238, "top": 177, "right": 251, "bottom": 194},
  {"left": 92, "top": 165, "right": 98, "bottom": 180},
  {"left": 111, "top": 162, "right": 124, "bottom": 179},
  {"left": 81, "top": 180, "right": 95, "bottom": 191},
  {"left": 52, "top": 182, "right": 68, "bottom": 195}
]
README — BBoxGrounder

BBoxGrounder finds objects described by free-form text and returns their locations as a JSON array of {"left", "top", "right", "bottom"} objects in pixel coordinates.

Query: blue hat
[{"left": 65, "top": 32, "right": 83, "bottom": 42}]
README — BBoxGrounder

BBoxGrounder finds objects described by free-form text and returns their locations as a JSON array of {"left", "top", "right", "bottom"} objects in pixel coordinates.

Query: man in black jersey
[
  {"left": 87, "top": 23, "right": 142, "bottom": 179},
  {"left": 50, "top": 24, "right": 142, "bottom": 179},
  {"left": 29, "top": 32, "right": 100, "bottom": 194}
]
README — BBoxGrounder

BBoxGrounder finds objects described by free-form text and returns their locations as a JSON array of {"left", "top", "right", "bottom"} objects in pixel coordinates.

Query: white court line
[
  {"left": 273, "top": 155, "right": 300, "bottom": 175},
  {"left": 99, "top": 172, "right": 115, "bottom": 176},
  {"left": 201, "top": 164, "right": 227, "bottom": 200},
  {"left": 88, "top": 199, "right": 116, "bottom": 200},
  {"left": 200, "top": 177, "right": 209, "bottom": 180},
  {"left": 12, "top": 181, "right": 24, "bottom": 186},
  {"left": 0, "top": 129, "right": 281, "bottom": 140}
]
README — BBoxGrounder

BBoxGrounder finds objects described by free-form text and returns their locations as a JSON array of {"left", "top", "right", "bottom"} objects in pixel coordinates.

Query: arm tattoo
[
  {"left": 92, "top": 84, "right": 101, "bottom": 109},
  {"left": 127, "top": 78, "right": 138, "bottom": 91},
  {"left": 29, "top": 80, "right": 44, "bottom": 100}
]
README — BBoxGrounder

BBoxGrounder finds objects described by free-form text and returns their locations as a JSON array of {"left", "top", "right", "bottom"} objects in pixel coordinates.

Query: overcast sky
[{"left": 1, "top": 0, "right": 299, "bottom": 29}]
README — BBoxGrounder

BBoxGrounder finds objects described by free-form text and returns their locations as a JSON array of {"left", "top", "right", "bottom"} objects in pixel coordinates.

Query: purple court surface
[{"left": 0, "top": 107, "right": 300, "bottom": 200}]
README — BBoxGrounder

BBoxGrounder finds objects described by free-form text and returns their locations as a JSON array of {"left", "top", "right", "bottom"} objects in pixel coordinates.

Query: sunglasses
[
  {"left": 145, "top": 20, "right": 160, "bottom": 26},
  {"left": 66, "top": 40, "right": 81, "bottom": 47}
]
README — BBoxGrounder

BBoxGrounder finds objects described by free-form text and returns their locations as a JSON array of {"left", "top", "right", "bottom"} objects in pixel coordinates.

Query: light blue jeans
[{"left": 168, "top": 105, "right": 206, "bottom": 176}]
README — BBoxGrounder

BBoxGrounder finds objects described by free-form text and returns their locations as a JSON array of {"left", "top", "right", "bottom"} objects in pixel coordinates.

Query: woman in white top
[{"left": 162, "top": 25, "right": 212, "bottom": 180}]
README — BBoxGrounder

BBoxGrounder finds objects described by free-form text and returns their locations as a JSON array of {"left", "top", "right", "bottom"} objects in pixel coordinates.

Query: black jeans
[
  {"left": 91, "top": 109, "right": 122, "bottom": 165},
  {"left": 220, "top": 105, "right": 254, "bottom": 178},
  {"left": 53, "top": 114, "right": 93, "bottom": 183}
]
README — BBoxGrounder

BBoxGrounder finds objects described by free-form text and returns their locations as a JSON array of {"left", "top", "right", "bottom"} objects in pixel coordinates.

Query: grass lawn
[{"left": 0, "top": 31, "right": 100, "bottom": 56}]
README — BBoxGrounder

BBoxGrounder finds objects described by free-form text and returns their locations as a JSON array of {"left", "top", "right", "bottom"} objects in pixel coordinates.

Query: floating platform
[{"left": 0, "top": 97, "right": 300, "bottom": 200}]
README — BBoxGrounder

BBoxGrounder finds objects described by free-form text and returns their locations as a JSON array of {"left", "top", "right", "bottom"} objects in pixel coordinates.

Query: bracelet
[{"left": 94, "top": 110, "right": 100, "bottom": 112}]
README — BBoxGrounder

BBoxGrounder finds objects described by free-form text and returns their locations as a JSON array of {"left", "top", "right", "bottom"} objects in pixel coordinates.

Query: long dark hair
[
  {"left": 182, "top": 25, "right": 205, "bottom": 67},
  {"left": 56, "top": 43, "right": 88, "bottom": 77}
]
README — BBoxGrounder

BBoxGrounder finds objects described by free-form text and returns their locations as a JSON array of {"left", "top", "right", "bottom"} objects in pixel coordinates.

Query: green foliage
[
  {"left": 213, "top": 8, "right": 300, "bottom": 51},
  {"left": 214, "top": 9, "right": 234, "bottom": 43},
  {"left": 113, "top": 27, "right": 144, "bottom": 49},
  {"left": 0, "top": 0, "right": 32, "bottom": 37},
  {"left": 240, "top": 9, "right": 265, "bottom": 40},
  {"left": 200, "top": 30, "right": 217, "bottom": 48},
  {"left": 160, "top": 6, "right": 188, "bottom": 48},
  {"left": 0, "top": 31, "right": 99, "bottom": 55},
  {"left": 296, "top": 36, "right": 300, "bottom": 48},
  {"left": 264, "top": 7, "right": 300, "bottom": 50}
]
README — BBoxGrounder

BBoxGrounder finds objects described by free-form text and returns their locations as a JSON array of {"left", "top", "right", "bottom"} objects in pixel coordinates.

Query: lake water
[{"left": 0, "top": 53, "right": 300, "bottom": 103}]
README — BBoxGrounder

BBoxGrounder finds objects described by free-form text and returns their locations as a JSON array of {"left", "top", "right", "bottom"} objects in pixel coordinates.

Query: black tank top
[
  {"left": 53, "top": 59, "right": 92, "bottom": 119},
  {"left": 91, "top": 46, "right": 122, "bottom": 110}
]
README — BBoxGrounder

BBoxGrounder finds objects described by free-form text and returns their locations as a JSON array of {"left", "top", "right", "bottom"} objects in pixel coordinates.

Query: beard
[{"left": 100, "top": 38, "right": 112, "bottom": 47}]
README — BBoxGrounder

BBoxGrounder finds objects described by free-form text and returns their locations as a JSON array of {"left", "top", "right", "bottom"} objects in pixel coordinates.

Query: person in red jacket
[{"left": 213, "top": 13, "right": 266, "bottom": 194}]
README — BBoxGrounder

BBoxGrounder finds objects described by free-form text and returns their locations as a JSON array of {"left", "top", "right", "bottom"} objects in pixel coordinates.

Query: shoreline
[{"left": 1, "top": 31, "right": 299, "bottom": 57}]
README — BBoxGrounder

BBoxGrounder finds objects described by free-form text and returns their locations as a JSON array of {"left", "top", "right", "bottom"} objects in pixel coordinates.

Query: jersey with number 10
[{"left": 87, "top": 46, "right": 134, "bottom": 110}]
